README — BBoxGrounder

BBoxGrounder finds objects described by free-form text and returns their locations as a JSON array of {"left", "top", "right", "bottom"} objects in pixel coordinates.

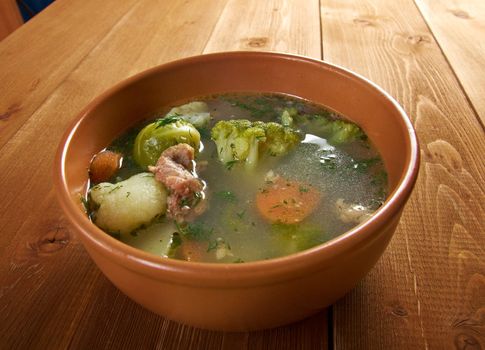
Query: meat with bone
[{"left": 149, "top": 143, "right": 206, "bottom": 222}]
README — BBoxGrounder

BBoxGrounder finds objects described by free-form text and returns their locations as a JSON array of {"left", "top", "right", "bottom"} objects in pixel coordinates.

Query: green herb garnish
[
  {"left": 154, "top": 114, "right": 181, "bottom": 129},
  {"left": 371, "top": 170, "right": 388, "bottom": 186},
  {"left": 108, "top": 185, "right": 123, "bottom": 194},
  {"left": 225, "top": 160, "right": 239, "bottom": 170},
  {"left": 215, "top": 190, "right": 237, "bottom": 202},
  {"left": 299, "top": 186, "right": 309, "bottom": 193},
  {"left": 207, "top": 239, "right": 218, "bottom": 252},
  {"left": 167, "top": 232, "right": 182, "bottom": 258},
  {"left": 107, "top": 230, "right": 121, "bottom": 239},
  {"left": 177, "top": 222, "right": 214, "bottom": 241},
  {"left": 80, "top": 195, "right": 89, "bottom": 213}
]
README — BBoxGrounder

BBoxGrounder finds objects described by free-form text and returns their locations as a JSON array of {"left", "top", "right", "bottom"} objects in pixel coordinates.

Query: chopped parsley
[
  {"left": 167, "top": 232, "right": 182, "bottom": 258},
  {"left": 225, "top": 160, "right": 239, "bottom": 170},
  {"left": 371, "top": 170, "right": 388, "bottom": 186},
  {"left": 299, "top": 186, "right": 309, "bottom": 193},
  {"left": 179, "top": 192, "right": 203, "bottom": 208},
  {"left": 80, "top": 195, "right": 89, "bottom": 213},
  {"left": 207, "top": 239, "right": 218, "bottom": 252},
  {"left": 215, "top": 190, "right": 237, "bottom": 202},
  {"left": 154, "top": 114, "right": 181, "bottom": 129},
  {"left": 176, "top": 222, "right": 213, "bottom": 241},
  {"left": 107, "top": 230, "right": 121, "bottom": 239},
  {"left": 108, "top": 185, "right": 123, "bottom": 194}
]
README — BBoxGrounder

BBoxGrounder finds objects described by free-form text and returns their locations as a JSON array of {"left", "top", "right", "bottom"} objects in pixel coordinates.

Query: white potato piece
[
  {"left": 121, "top": 222, "right": 176, "bottom": 257},
  {"left": 335, "top": 198, "right": 373, "bottom": 224},
  {"left": 167, "top": 101, "right": 211, "bottom": 129},
  {"left": 90, "top": 173, "right": 167, "bottom": 235}
]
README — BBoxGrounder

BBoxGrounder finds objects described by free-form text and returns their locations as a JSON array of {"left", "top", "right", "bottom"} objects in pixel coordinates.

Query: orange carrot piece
[
  {"left": 179, "top": 239, "right": 208, "bottom": 262},
  {"left": 256, "top": 177, "right": 320, "bottom": 224},
  {"left": 89, "top": 150, "right": 122, "bottom": 184}
]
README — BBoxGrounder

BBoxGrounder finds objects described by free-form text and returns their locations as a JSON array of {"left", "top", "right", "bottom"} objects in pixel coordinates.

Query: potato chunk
[
  {"left": 167, "top": 101, "right": 211, "bottom": 129},
  {"left": 90, "top": 173, "right": 167, "bottom": 235}
]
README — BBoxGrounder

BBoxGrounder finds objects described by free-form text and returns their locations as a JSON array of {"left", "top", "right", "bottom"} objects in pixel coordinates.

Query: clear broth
[{"left": 91, "top": 93, "right": 388, "bottom": 263}]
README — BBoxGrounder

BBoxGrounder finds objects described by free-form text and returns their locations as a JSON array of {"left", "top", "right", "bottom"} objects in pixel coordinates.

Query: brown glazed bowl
[{"left": 55, "top": 51, "right": 419, "bottom": 331}]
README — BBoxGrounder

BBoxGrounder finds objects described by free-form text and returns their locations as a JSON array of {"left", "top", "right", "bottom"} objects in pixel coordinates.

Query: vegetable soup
[{"left": 85, "top": 94, "right": 388, "bottom": 263}]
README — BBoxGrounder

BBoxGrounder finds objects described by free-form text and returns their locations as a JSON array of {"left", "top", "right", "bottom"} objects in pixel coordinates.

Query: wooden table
[{"left": 1, "top": 0, "right": 483, "bottom": 348}]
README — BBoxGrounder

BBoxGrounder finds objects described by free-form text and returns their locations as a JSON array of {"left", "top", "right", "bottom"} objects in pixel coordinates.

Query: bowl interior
[
  {"left": 57, "top": 52, "right": 418, "bottom": 279},
  {"left": 63, "top": 53, "right": 413, "bottom": 197}
]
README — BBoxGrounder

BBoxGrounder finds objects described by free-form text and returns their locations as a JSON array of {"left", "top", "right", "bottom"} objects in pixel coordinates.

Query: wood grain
[
  {"left": 414, "top": 0, "right": 485, "bottom": 126},
  {"left": 0, "top": 0, "right": 23, "bottom": 41},
  {"left": 0, "top": 0, "right": 227, "bottom": 348},
  {"left": 204, "top": 0, "right": 321, "bottom": 59},
  {"left": 1, "top": 0, "right": 484, "bottom": 348},
  {"left": 0, "top": 0, "right": 139, "bottom": 149},
  {"left": 0, "top": 0, "right": 330, "bottom": 347},
  {"left": 321, "top": 0, "right": 485, "bottom": 348},
  {"left": 0, "top": 0, "right": 227, "bottom": 255}
]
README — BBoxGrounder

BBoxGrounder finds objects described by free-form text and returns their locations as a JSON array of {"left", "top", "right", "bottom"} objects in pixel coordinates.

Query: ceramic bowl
[{"left": 54, "top": 51, "right": 419, "bottom": 331}]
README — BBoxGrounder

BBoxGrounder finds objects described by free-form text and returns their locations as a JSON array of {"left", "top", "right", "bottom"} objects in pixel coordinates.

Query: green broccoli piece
[
  {"left": 317, "top": 117, "right": 365, "bottom": 144},
  {"left": 270, "top": 222, "right": 326, "bottom": 256},
  {"left": 295, "top": 113, "right": 365, "bottom": 145},
  {"left": 262, "top": 122, "right": 301, "bottom": 156},
  {"left": 210, "top": 120, "right": 266, "bottom": 170},
  {"left": 211, "top": 119, "right": 301, "bottom": 169},
  {"left": 280, "top": 108, "right": 298, "bottom": 127}
]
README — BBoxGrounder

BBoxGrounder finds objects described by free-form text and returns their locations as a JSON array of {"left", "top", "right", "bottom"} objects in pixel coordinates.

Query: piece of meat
[
  {"left": 149, "top": 143, "right": 206, "bottom": 222},
  {"left": 335, "top": 198, "right": 373, "bottom": 224}
]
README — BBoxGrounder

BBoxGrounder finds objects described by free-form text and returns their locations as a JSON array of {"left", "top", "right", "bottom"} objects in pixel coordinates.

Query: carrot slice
[
  {"left": 256, "top": 177, "right": 320, "bottom": 224},
  {"left": 89, "top": 150, "right": 122, "bottom": 184},
  {"left": 179, "top": 239, "right": 208, "bottom": 262}
]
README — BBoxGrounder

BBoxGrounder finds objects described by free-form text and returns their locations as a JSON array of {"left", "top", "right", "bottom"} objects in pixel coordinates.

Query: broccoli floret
[
  {"left": 211, "top": 119, "right": 301, "bottom": 169},
  {"left": 295, "top": 113, "right": 365, "bottom": 145},
  {"left": 317, "top": 118, "right": 365, "bottom": 144},
  {"left": 270, "top": 222, "right": 327, "bottom": 256},
  {"left": 280, "top": 108, "right": 298, "bottom": 127},
  {"left": 262, "top": 122, "right": 301, "bottom": 156},
  {"left": 211, "top": 120, "right": 266, "bottom": 169}
]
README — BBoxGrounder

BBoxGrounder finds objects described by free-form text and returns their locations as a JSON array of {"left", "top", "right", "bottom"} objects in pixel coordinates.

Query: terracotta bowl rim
[{"left": 54, "top": 51, "right": 419, "bottom": 287}]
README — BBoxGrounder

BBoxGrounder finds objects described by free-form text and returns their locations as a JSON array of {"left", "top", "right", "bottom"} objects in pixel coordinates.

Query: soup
[{"left": 85, "top": 94, "right": 388, "bottom": 263}]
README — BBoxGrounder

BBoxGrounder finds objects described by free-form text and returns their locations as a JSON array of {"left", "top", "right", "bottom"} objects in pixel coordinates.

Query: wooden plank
[
  {"left": 0, "top": 0, "right": 330, "bottom": 347},
  {"left": 204, "top": 1, "right": 329, "bottom": 347},
  {"left": 244, "top": 312, "right": 328, "bottom": 350},
  {"left": 0, "top": 0, "right": 23, "bottom": 41},
  {"left": 320, "top": 0, "right": 485, "bottom": 348},
  {"left": 0, "top": 0, "right": 227, "bottom": 255},
  {"left": 0, "top": 0, "right": 139, "bottom": 150},
  {"left": 414, "top": 0, "right": 485, "bottom": 126},
  {"left": 0, "top": 0, "right": 229, "bottom": 348},
  {"left": 204, "top": 0, "right": 321, "bottom": 59}
]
